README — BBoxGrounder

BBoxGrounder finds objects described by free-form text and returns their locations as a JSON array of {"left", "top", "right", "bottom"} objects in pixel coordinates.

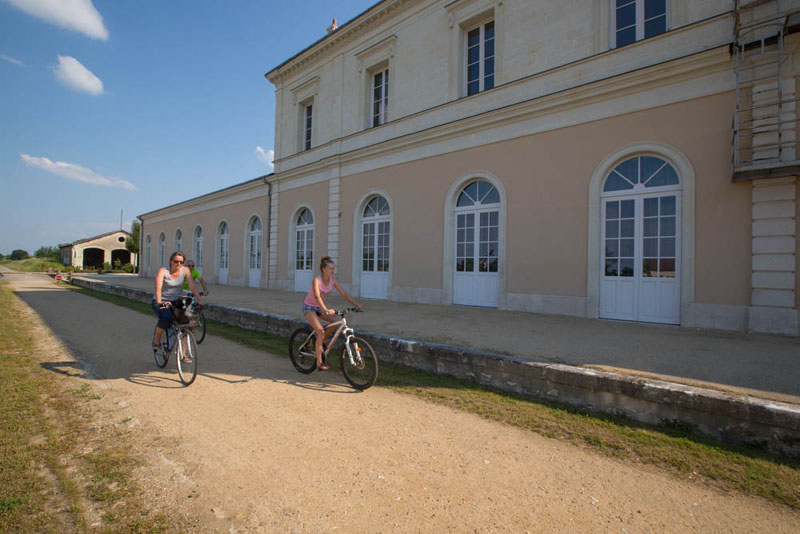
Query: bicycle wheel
[
  {"left": 288, "top": 327, "right": 317, "bottom": 374},
  {"left": 176, "top": 330, "right": 198, "bottom": 385},
  {"left": 195, "top": 310, "right": 207, "bottom": 344},
  {"left": 153, "top": 325, "right": 169, "bottom": 368},
  {"left": 341, "top": 336, "right": 378, "bottom": 390}
]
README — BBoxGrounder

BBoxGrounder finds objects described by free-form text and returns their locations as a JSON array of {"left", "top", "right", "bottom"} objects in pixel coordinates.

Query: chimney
[{"left": 327, "top": 18, "right": 338, "bottom": 34}]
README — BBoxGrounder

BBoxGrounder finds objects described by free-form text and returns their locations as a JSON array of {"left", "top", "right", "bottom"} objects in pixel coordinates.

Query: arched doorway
[
  {"left": 599, "top": 155, "right": 681, "bottom": 324},
  {"left": 360, "top": 195, "right": 391, "bottom": 299},
  {"left": 453, "top": 180, "right": 500, "bottom": 307},
  {"left": 247, "top": 216, "right": 262, "bottom": 288},
  {"left": 193, "top": 226, "right": 203, "bottom": 274},
  {"left": 83, "top": 247, "right": 104, "bottom": 269},
  {"left": 293, "top": 208, "right": 314, "bottom": 292},
  {"left": 111, "top": 249, "right": 130, "bottom": 267},
  {"left": 217, "top": 221, "right": 229, "bottom": 285}
]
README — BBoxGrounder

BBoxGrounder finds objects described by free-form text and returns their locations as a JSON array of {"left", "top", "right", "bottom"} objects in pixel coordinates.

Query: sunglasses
[{"left": 171, "top": 259, "right": 184, "bottom": 264}]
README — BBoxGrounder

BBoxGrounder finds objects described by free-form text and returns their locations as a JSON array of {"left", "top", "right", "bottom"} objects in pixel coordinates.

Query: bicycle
[
  {"left": 183, "top": 290, "right": 207, "bottom": 343},
  {"left": 152, "top": 296, "right": 201, "bottom": 385},
  {"left": 288, "top": 307, "right": 378, "bottom": 390}
]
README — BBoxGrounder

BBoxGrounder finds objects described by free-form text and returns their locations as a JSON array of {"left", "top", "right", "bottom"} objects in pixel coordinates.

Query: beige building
[
  {"left": 138, "top": 176, "right": 270, "bottom": 287},
  {"left": 59, "top": 230, "right": 135, "bottom": 269},
  {"left": 141, "top": 0, "right": 800, "bottom": 336}
]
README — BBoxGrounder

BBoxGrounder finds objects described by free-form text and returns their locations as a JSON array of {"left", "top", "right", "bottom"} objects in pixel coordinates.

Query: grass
[
  {"left": 0, "top": 258, "right": 65, "bottom": 273},
  {"left": 0, "top": 285, "right": 170, "bottom": 532},
  {"left": 63, "top": 282, "right": 800, "bottom": 511}
]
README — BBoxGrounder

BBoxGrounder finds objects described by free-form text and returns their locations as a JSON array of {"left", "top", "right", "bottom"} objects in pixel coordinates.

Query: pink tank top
[{"left": 303, "top": 276, "right": 335, "bottom": 307}]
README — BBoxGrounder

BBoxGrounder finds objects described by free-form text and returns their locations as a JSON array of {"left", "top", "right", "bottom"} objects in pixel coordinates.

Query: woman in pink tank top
[{"left": 303, "top": 255, "right": 362, "bottom": 370}]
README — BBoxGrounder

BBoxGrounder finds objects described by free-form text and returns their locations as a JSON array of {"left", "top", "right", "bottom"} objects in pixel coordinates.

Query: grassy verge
[
  {"left": 64, "top": 283, "right": 800, "bottom": 510},
  {"left": 0, "top": 286, "right": 169, "bottom": 532},
  {"left": 0, "top": 258, "right": 65, "bottom": 273}
]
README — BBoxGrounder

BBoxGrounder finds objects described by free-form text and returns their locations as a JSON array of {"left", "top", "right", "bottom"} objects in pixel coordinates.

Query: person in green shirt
[{"left": 182, "top": 259, "right": 208, "bottom": 296}]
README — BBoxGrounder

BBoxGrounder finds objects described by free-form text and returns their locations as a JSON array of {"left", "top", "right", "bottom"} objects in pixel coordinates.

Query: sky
[{"left": 0, "top": 0, "right": 375, "bottom": 255}]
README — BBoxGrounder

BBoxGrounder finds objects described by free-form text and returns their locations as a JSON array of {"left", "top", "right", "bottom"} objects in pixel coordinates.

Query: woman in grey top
[{"left": 151, "top": 251, "right": 204, "bottom": 351}]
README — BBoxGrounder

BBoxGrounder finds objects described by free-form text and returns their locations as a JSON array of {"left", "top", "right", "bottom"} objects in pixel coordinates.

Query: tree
[
  {"left": 10, "top": 249, "right": 29, "bottom": 260},
  {"left": 126, "top": 220, "right": 141, "bottom": 272},
  {"left": 34, "top": 245, "right": 59, "bottom": 259}
]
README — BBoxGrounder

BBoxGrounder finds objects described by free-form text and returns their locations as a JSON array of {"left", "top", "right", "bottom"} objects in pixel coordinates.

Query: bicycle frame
[{"left": 315, "top": 313, "right": 360, "bottom": 365}]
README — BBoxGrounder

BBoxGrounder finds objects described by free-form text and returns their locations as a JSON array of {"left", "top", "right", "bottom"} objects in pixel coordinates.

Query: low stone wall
[{"left": 71, "top": 277, "right": 800, "bottom": 457}]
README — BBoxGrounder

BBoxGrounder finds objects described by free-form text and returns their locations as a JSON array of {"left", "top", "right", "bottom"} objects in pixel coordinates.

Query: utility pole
[{"left": 120, "top": 209, "right": 123, "bottom": 230}]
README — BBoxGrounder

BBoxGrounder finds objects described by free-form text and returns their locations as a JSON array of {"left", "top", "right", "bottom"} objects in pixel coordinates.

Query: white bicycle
[{"left": 288, "top": 307, "right": 378, "bottom": 390}]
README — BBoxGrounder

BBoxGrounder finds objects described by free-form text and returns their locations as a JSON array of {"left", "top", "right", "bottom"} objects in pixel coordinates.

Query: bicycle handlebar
[{"left": 336, "top": 306, "right": 362, "bottom": 316}]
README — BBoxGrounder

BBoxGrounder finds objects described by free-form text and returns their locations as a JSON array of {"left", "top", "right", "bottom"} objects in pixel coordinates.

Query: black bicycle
[
  {"left": 152, "top": 296, "right": 201, "bottom": 385},
  {"left": 288, "top": 308, "right": 378, "bottom": 390}
]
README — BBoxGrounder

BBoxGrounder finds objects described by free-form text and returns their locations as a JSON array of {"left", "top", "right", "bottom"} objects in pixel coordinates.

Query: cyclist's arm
[
  {"left": 154, "top": 268, "right": 165, "bottom": 305},
  {"left": 184, "top": 267, "right": 204, "bottom": 305},
  {"left": 199, "top": 275, "right": 208, "bottom": 293},
  {"left": 333, "top": 279, "right": 362, "bottom": 310}
]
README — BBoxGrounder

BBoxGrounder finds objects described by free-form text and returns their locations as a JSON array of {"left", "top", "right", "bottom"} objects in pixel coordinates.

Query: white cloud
[
  {"left": 54, "top": 55, "right": 103, "bottom": 95},
  {"left": 1, "top": 53, "right": 24, "bottom": 66},
  {"left": 20, "top": 154, "right": 136, "bottom": 191},
  {"left": 4, "top": 0, "right": 108, "bottom": 40},
  {"left": 255, "top": 146, "right": 274, "bottom": 171}
]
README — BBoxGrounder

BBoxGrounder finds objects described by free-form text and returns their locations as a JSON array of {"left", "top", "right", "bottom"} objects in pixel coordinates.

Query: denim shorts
[{"left": 302, "top": 303, "right": 321, "bottom": 316}]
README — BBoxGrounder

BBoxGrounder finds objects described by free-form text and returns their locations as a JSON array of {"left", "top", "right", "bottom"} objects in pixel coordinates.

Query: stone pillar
[
  {"left": 328, "top": 177, "right": 341, "bottom": 263},
  {"left": 748, "top": 177, "right": 798, "bottom": 335},
  {"left": 268, "top": 189, "right": 279, "bottom": 288}
]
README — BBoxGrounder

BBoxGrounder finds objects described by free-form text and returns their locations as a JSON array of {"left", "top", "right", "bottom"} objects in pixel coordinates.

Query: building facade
[
  {"left": 138, "top": 177, "right": 270, "bottom": 287},
  {"left": 59, "top": 230, "right": 134, "bottom": 269},
  {"left": 142, "top": 0, "right": 800, "bottom": 336}
]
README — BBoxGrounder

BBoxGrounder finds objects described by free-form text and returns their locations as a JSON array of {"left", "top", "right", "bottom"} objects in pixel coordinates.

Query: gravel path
[{"left": 8, "top": 273, "right": 799, "bottom": 533}]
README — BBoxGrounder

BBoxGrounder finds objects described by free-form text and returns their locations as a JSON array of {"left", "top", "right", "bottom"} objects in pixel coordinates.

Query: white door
[
  {"left": 599, "top": 156, "right": 681, "bottom": 324},
  {"left": 248, "top": 217, "right": 262, "bottom": 288},
  {"left": 218, "top": 222, "right": 229, "bottom": 285},
  {"left": 453, "top": 180, "right": 500, "bottom": 307},
  {"left": 294, "top": 209, "right": 314, "bottom": 292},
  {"left": 360, "top": 196, "right": 391, "bottom": 299}
]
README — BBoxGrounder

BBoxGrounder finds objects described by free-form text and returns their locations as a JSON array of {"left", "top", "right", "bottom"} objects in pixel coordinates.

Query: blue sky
[{"left": 0, "top": 0, "right": 373, "bottom": 255}]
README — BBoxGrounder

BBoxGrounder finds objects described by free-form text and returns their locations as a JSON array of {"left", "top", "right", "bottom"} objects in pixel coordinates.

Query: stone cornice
[
  {"left": 139, "top": 176, "right": 269, "bottom": 223},
  {"left": 266, "top": 0, "right": 416, "bottom": 84}
]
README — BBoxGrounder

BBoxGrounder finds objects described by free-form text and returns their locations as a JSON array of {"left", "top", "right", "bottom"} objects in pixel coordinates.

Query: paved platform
[{"left": 75, "top": 272, "right": 800, "bottom": 405}]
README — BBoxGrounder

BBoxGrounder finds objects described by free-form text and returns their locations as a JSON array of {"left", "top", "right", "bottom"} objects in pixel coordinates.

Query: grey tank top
[{"left": 160, "top": 269, "right": 186, "bottom": 300}]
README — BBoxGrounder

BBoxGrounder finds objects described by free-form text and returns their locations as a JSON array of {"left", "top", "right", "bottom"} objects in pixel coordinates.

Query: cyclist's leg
[
  {"left": 304, "top": 311, "right": 328, "bottom": 369},
  {"left": 151, "top": 299, "right": 174, "bottom": 347}
]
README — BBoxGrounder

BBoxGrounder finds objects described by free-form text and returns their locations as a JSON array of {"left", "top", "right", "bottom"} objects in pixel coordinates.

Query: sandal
[{"left": 317, "top": 363, "right": 330, "bottom": 371}]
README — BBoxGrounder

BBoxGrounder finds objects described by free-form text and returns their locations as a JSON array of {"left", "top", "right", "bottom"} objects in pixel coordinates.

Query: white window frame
[
  {"left": 464, "top": 19, "right": 495, "bottom": 96},
  {"left": 157, "top": 233, "right": 166, "bottom": 267},
  {"left": 217, "top": 221, "right": 229, "bottom": 270},
  {"left": 174, "top": 228, "right": 182, "bottom": 253},
  {"left": 291, "top": 76, "right": 319, "bottom": 153},
  {"left": 611, "top": 0, "right": 668, "bottom": 48},
  {"left": 193, "top": 225, "right": 203, "bottom": 271},
  {"left": 371, "top": 67, "right": 389, "bottom": 127},
  {"left": 248, "top": 216, "right": 263, "bottom": 270},
  {"left": 447, "top": 1, "right": 502, "bottom": 100},
  {"left": 356, "top": 35, "right": 396, "bottom": 130}
]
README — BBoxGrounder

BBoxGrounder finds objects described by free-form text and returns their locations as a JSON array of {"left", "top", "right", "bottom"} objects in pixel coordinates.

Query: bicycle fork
[{"left": 342, "top": 327, "right": 362, "bottom": 366}]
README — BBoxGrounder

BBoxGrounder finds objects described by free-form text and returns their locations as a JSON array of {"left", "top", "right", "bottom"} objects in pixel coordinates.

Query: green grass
[
  {"left": 0, "top": 258, "right": 65, "bottom": 272},
  {"left": 64, "top": 282, "right": 800, "bottom": 510},
  {"left": 0, "top": 286, "right": 170, "bottom": 532}
]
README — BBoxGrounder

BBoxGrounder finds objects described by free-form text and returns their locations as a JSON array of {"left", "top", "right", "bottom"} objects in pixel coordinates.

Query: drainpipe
[
  {"left": 138, "top": 218, "right": 144, "bottom": 278},
  {"left": 264, "top": 177, "right": 272, "bottom": 286}
]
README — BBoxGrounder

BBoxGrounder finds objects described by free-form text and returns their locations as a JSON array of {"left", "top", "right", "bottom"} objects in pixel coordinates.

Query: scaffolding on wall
[{"left": 732, "top": 0, "right": 800, "bottom": 181}]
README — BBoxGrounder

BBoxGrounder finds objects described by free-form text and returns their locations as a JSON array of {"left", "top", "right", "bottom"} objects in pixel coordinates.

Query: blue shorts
[
  {"left": 152, "top": 298, "right": 177, "bottom": 330},
  {"left": 302, "top": 303, "right": 321, "bottom": 316}
]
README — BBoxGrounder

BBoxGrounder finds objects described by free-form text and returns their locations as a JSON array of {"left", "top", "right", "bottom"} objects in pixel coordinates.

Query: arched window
[
  {"left": 295, "top": 209, "right": 313, "bottom": 271},
  {"left": 145, "top": 235, "right": 151, "bottom": 273},
  {"left": 193, "top": 226, "right": 203, "bottom": 269},
  {"left": 600, "top": 155, "right": 681, "bottom": 324},
  {"left": 362, "top": 196, "right": 390, "bottom": 273},
  {"left": 174, "top": 229, "right": 182, "bottom": 252},
  {"left": 248, "top": 217, "right": 262, "bottom": 270},
  {"left": 603, "top": 156, "right": 679, "bottom": 193},
  {"left": 218, "top": 221, "right": 229, "bottom": 270},
  {"left": 158, "top": 233, "right": 166, "bottom": 267}
]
